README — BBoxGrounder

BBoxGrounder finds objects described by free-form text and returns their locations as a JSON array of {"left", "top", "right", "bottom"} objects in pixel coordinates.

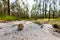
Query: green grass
[
  {"left": 0, "top": 15, "right": 34, "bottom": 21},
  {"left": 55, "top": 18, "right": 60, "bottom": 21},
  {"left": 0, "top": 15, "right": 20, "bottom": 21}
]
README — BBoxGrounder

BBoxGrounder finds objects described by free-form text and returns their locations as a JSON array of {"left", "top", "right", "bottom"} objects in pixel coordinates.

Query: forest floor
[{"left": 0, "top": 21, "right": 60, "bottom": 40}]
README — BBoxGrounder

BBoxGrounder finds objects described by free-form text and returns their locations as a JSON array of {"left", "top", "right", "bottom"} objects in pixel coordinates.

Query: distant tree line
[
  {"left": 31, "top": 0, "right": 60, "bottom": 19},
  {"left": 0, "top": 0, "right": 60, "bottom": 19}
]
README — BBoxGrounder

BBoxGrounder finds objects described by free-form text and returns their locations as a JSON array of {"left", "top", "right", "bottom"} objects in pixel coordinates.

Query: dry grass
[
  {"left": 34, "top": 18, "right": 60, "bottom": 30},
  {"left": 36, "top": 19, "right": 48, "bottom": 24},
  {"left": 0, "top": 20, "right": 7, "bottom": 23}
]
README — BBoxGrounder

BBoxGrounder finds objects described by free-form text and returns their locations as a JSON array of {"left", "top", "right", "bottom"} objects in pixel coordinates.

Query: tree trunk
[
  {"left": 8, "top": 0, "right": 10, "bottom": 15},
  {"left": 43, "top": 1, "right": 45, "bottom": 18},
  {"left": 4, "top": 0, "right": 6, "bottom": 15},
  {"left": 45, "top": 3, "right": 47, "bottom": 18}
]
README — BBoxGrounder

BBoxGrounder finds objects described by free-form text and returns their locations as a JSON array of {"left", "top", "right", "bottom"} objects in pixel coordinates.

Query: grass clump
[{"left": 0, "top": 15, "right": 20, "bottom": 21}]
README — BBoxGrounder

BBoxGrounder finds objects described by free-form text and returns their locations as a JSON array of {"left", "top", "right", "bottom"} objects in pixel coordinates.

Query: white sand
[{"left": 0, "top": 21, "right": 60, "bottom": 40}]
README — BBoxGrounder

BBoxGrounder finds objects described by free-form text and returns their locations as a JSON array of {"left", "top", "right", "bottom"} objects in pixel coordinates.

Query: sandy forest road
[{"left": 0, "top": 21, "right": 60, "bottom": 40}]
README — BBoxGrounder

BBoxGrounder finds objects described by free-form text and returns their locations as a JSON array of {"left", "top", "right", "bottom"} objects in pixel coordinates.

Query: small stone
[
  {"left": 22, "top": 38, "right": 24, "bottom": 40},
  {"left": 5, "top": 33, "right": 8, "bottom": 35},
  {"left": 15, "top": 32, "right": 17, "bottom": 34},
  {"left": 34, "top": 34, "right": 38, "bottom": 37},
  {"left": 53, "top": 24, "right": 58, "bottom": 29},
  {"left": 0, "top": 27, "right": 3, "bottom": 29},
  {"left": 18, "top": 24, "right": 24, "bottom": 30},
  {"left": 12, "top": 36, "right": 15, "bottom": 38},
  {"left": 57, "top": 31, "right": 60, "bottom": 33},
  {"left": 55, "top": 30, "right": 60, "bottom": 33},
  {"left": 41, "top": 25, "right": 43, "bottom": 28}
]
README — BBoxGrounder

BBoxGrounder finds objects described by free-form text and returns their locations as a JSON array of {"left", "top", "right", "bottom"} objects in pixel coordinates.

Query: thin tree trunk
[
  {"left": 40, "top": 0, "right": 41, "bottom": 18},
  {"left": 43, "top": 0, "right": 45, "bottom": 18},
  {"left": 8, "top": 0, "right": 10, "bottom": 15},
  {"left": 53, "top": 0, "right": 56, "bottom": 18},
  {"left": 49, "top": 4, "right": 51, "bottom": 21},
  {"left": 4, "top": 0, "right": 6, "bottom": 15},
  {"left": 45, "top": 2, "right": 47, "bottom": 18}
]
